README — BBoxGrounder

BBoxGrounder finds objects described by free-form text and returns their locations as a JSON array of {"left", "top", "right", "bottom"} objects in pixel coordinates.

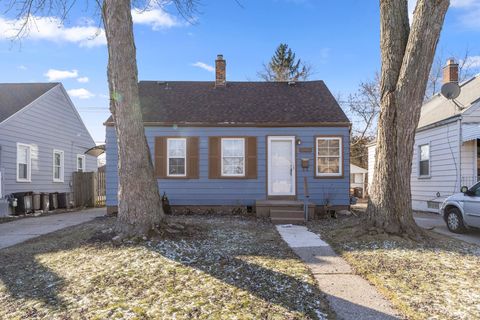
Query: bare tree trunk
[
  {"left": 367, "top": 0, "right": 449, "bottom": 236},
  {"left": 102, "top": 0, "right": 164, "bottom": 237}
]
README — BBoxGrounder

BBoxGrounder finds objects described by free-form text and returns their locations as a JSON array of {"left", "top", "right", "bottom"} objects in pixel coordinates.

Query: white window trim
[
  {"left": 167, "top": 138, "right": 187, "bottom": 177},
  {"left": 221, "top": 138, "right": 246, "bottom": 177},
  {"left": 418, "top": 143, "right": 431, "bottom": 178},
  {"left": 16, "top": 143, "right": 32, "bottom": 182},
  {"left": 77, "top": 154, "right": 86, "bottom": 172},
  {"left": 316, "top": 137, "right": 343, "bottom": 177},
  {"left": 53, "top": 149, "right": 65, "bottom": 183}
]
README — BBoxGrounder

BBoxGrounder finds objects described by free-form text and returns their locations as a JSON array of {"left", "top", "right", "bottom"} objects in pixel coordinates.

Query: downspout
[
  {"left": 458, "top": 117, "right": 462, "bottom": 190},
  {"left": 476, "top": 139, "right": 478, "bottom": 183}
]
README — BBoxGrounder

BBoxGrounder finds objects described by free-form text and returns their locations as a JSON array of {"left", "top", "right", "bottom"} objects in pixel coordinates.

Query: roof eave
[
  {"left": 104, "top": 121, "right": 351, "bottom": 128},
  {"left": 416, "top": 114, "right": 461, "bottom": 133}
]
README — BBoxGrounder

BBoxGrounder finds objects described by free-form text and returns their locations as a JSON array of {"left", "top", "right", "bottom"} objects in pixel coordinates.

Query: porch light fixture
[{"left": 296, "top": 139, "right": 302, "bottom": 145}]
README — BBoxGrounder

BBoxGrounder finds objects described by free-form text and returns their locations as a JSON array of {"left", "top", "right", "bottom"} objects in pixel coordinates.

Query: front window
[
  {"left": 17, "top": 143, "right": 31, "bottom": 182},
  {"left": 221, "top": 138, "right": 245, "bottom": 176},
  {"left": 53, "top": 149, "right": 64, "bottom": 182},
  {"left": 167, "top": 138, "right": 186, "bottom": 176},
  {"left": 316, "top": 137, "right": 342, "bottom": 176},
  {"left": 419, "top": 144, "right": 430, "bottom": 177},
  {"left": 77, "top": 155, "right": 86, "bottom": 172}
]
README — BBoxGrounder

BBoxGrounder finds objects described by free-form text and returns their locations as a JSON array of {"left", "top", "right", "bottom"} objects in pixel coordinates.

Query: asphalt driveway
[
  {"left": 414, "top": 211, "right": 480, "bottom": 246},
  {"left": 0, "top": 208, "right": 105, "bottom": 250}
]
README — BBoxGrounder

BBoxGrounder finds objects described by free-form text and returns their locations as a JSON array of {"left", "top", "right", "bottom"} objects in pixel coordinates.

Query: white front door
[{"left": 268, "top": 136, "right": 296, "bottom": 196}]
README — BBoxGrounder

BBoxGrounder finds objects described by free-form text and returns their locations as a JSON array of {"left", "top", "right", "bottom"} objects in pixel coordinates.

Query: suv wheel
[{"left": 445, "top": 207, "right": 466, "bottom": 234}]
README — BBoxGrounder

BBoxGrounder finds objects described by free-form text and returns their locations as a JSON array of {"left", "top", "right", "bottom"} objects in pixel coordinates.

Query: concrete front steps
[
  {"left": 255, "top": 200, "right": 315, "bottom": 225},
  {"left": 270, "top": 209, "right": 305, "bottom": 224}
]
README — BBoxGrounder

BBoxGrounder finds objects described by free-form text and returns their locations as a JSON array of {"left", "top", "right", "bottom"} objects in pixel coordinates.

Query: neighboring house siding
[
  {"left": 367, "top": 121, "right": 467, "bottom": 213},
  {"left": 0, "top": 85, "right": 96, "bottom": 195},
  {"left": 367, "top": 145, "right": 376, "bottom": 193},
  {"left": 106, "top": 126, "right": 350, "bottom": 207},
  {"left": 368, "top": 122, "right": 478, "bottom": 213},
  {"left": 411, "top": 121, "right": 460, "bottom": 212},
  {"left": 367, "top": 79, "right": 480, "bottom": 213},
  {"left": 460, "top": 139, "right": 476, "bottom": 185}
]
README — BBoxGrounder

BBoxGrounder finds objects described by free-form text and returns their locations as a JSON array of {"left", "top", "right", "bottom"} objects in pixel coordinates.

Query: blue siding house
[
  {"left": 0, "top": 83, "right": 97, "bottom": 216},
  {"left": 106, "top": 55, "right": 351, "bottom": 220}
]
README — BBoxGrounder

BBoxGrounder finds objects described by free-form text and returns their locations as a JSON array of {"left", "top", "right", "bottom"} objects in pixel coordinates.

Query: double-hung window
[
  {"left": 316, "top": 137, "right": 342, "bottom": 177},
  {"left": 221, "top": 138, "right": 245, "bottom": 177},
  {"left": 17, "top": 143, "right": 31, "bottom": 182},
  {"left": 419, "top": 144, "right": 430, "bottom": 177},
  {"left": 167, "top": 138, "right": 187, "bottom": 176},
  {"left": 53, "top": 149, "right": 64, "bottom": 182},
  {"left": 77, "top": 154, "right": 86, "bottom": 172}
]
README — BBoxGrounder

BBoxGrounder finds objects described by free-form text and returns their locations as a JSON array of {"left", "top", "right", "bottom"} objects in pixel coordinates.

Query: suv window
[{"left": 469, "top": 182, "right": 480, "bottom": 196}]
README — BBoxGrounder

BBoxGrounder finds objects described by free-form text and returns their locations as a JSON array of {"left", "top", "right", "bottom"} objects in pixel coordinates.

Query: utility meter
[{"left": 301, "top": 158, "right": 310, "bottom": 170}]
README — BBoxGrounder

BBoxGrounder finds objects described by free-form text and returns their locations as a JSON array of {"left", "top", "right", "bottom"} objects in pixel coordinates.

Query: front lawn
[
  {"left": 308, "top": 214, "right": 480, "bottom": 320},
  {"left": 0, "top": 215, "right": 332, "bottom": 319}
]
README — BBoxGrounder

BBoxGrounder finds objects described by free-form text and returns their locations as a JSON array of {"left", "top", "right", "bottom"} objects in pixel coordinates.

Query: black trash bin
[
  {"left": 41, "top": 193, "right": 50, "bottom": 212},
  {"left": 49, "top": 193, "right": 58, "bottom": 210},
  {"left": 58, "top": 192, "right": 73, "bottom": 209},
  {"left": 13, "top": 192, "right": 33, "bottom": 214}
]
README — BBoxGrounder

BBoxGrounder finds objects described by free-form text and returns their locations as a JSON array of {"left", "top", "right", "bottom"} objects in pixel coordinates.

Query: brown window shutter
[
  {"left": 245, "top": 137, "right": 257, "bottom": 179},
  {"left": 209, "top": 137, "right": 221, "bottom": 179},
  {"left": 187, "top": 137, "right": 199, "bottom": 179},
  {"left": 154, "top": 137, "right": 166, "bottom": 178}
]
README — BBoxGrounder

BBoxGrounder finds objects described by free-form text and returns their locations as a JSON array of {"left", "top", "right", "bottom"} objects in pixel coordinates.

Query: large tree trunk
[
  {"left": 367, "top": 0, "right": 449, "bottom": 236},
  {"left": 102, "top": 0, "right": 164, "bottom": 237}
]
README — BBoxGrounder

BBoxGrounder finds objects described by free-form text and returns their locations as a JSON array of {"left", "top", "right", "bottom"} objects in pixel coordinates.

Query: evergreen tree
[{"left": 259, "top": 43, "right": 311, "bottom": 81}]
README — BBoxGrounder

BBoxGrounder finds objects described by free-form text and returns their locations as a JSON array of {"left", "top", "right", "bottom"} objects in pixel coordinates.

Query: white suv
[{"left": 440, "top": 183, "right": 480, "bottom": 233}]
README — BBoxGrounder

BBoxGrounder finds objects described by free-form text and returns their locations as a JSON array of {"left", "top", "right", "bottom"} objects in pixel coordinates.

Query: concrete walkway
[
  {"left": 276, "top": 224, "right": 400, "bottom": 320},
  {"left": 414, "top": 211, "right": 480, "bottom": 246},
  {"left": 0, "top": 208, "right": 105, "bottom": 250}
]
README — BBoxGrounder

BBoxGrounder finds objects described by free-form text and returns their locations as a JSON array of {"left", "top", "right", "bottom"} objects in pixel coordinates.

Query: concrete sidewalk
[
  {"left": 276, "top": 224, "right": 400, "bottom": 320},
  {"left": 0, "top": 208, "right": 105, "bottom": 250}
]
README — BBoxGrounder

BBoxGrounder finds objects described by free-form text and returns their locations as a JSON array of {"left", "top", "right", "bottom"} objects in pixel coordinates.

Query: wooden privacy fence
[{"left": 72, "top": 171, "right": 106, "bottom": 208}]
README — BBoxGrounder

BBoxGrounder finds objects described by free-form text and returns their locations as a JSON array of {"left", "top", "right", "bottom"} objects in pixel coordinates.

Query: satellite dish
[{"left": 441, "top": 82, "right": 461, "bottom": 100}]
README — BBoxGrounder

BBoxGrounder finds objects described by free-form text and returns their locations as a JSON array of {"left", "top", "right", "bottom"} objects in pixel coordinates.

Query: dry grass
[
  {"left": 308, "top": 214, "right": 480, "bottom": 320},
  {"left": 0, "top": 215, "right": 332, "bottom": 319}
]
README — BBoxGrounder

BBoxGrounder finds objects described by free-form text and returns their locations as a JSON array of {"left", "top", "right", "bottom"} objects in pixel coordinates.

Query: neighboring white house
[
  {"left": 0, "top": 83, "right": 97, "bottom": 216},
  {"left": 368, "top": 60, "right": 480, "bottom": 213},
  {"left": 350, "top": 164, "right": 367, "bottom": 198}
]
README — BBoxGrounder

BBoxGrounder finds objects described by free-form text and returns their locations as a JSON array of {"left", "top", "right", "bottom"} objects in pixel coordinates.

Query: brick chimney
[
  {"left": 443, "top": 58, "right": 459, "bottom": 84},
  {"left": 215, "top": 54, "right": 226, "bottom": 87}
]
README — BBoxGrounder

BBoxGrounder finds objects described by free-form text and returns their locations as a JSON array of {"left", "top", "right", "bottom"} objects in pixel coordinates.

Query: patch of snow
[{"left": 315, "top": 309, "right": 328, "bottom": 319}]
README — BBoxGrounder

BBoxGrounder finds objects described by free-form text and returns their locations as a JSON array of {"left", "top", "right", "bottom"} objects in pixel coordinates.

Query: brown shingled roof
[{"left": 105, "top": 80, "right": 349, "bottom": 126}]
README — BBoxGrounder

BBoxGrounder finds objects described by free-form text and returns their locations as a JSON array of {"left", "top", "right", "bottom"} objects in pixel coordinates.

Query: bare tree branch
[
  {"left": 343, "top": 73, "right": 381, "bottom": 141},
  {"left": 2, "top": 0, "right": 199, "bottom": 40},
  {"left": 425, "top": 47, "right": 480, "bottom": 99}
]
